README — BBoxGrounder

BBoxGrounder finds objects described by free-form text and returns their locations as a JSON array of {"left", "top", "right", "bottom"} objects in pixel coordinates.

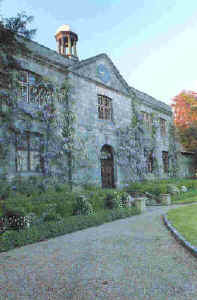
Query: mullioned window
[{"left": 98, "top": 95, "right": 112, "bottom": 120}]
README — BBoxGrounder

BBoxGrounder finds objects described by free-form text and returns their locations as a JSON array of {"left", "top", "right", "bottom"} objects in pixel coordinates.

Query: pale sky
[{"left": 1, "top": 0, "right": 197, "bottom": 106}]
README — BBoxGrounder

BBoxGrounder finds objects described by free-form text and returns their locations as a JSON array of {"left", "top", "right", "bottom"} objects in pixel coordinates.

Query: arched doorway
[{"left": 101, "top": 145, "right": 115, "bottom": 188}]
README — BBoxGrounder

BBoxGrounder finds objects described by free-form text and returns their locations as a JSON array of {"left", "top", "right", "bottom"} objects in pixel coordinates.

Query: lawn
[{"left": 167, "top": 203, "right": 197, "bottom": 247}]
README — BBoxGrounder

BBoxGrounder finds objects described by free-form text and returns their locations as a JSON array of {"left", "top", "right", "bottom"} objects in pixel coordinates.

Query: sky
[{"left": 1, "top": 0, "right": 197, "bottom": 106}]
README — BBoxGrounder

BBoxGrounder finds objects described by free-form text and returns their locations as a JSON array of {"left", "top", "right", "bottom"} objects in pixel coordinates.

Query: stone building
[{"left": 0, "top": 25, "right": 195, "bottom": 188}]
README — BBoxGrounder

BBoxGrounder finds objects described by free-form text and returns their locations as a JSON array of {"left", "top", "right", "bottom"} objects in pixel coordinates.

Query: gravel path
[{"left": 1, "top": 204, "right": 197, "bottom": 299}]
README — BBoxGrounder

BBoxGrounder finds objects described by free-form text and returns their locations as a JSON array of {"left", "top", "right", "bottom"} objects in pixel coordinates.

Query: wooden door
[{"left": 101, "top": 159, "right": 114, "bottom": 188}]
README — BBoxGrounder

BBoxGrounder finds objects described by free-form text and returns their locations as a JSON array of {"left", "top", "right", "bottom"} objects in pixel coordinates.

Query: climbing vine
[
  {"left": 168, "top": 123, "right": 179, "bottom": 177},
  {"left": 115, "top": 91, "right": 160, "bottom": 184},
  {"left": 0, "top": 69, "right": 94, "bottom": 189}
]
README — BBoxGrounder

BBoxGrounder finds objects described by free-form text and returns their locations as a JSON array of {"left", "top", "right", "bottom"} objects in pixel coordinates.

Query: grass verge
[{"left": 167, "top": 204, "right": 197, "bottom": 247}]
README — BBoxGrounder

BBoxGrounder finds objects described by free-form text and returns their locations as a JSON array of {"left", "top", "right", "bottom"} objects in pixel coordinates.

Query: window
[
  {"left": 162, "top": 151, "right": 169, "bottom": 173},
  {"left": 160, "top": 118, "right": 166, "bottom": 136},
  {"left": 0, "top": 94, "right": 9, "bottom": 114},
  {"left": 17, "top": 70, "right": 51, "bottom": 106},
  {"left": 147, "top": 151, "right": 154, "bottom": 173},
  {"left": 141, "top": 111, "right": 152, "bottom": 130},
  {"left": 98, "top": 95, "right": 112, "bottom": 120},
  {"left": 15, "top": 131, "right": 44, "bottom": 172}
]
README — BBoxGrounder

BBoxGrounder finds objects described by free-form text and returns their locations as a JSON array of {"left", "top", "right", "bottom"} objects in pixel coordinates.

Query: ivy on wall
[
  {"left": 168, "top": 123, "right": 179, "bottom": 177},
  {"left": 0, "top": 70, "right": 95, "bottom": 189},
  {"left": 115, "top": 90, "right": 178, "bottom": 184}
]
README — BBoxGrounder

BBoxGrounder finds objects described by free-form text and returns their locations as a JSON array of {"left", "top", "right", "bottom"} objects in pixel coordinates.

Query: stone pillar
[
  {"left": 134, "top": 197, "right": 146, "bottom": 213},
  {"left": 57, "top": 40, "right": 60, "bottom": 53},
  {"left": 67, "top": 34, "right": 72, "bottom": 56},
  {"left": 73, "top": 40, "right": 77, "bottom": 57},
  {"left": 61, "top": 37, "right": 64, "bottom": 55},
  {"left": 160, "top": 194, "right": 171, "bottom": 205}
]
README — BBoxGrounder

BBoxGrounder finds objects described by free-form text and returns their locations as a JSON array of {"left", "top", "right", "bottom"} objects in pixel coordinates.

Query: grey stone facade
[{"left": 3, "top": 32, "right": 194, "bottom": 187}]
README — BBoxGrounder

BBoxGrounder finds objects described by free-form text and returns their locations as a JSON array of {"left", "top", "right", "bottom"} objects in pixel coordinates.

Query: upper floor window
[
  {"left": 15, "top": 131, "right": 44, "bottom": 173},
  {"left": 160, "top": 118, "right": 166, "bottom": 136},
  {"left": 141, "top": 111, "right": 152, "bottom": 130},
  {"left": 17, "top": 70, "right": 52, "bottom": 106},
  {"left": 98, "top": 95, "right": 112, "bottom": 120},
  {"left": 162, "top": 151, "right": 169, "bottom": 173}
]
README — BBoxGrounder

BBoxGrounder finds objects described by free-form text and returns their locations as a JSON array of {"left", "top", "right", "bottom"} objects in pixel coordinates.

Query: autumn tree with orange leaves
[{"left": 172, "top": 90, "right": 197, "bottom": 152}]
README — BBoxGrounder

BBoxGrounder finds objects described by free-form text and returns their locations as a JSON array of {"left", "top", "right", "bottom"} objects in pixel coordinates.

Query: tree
[
  {"left": 172, "top": 90, "right": 197, "bottom": 129},
  {"left": 171, "top": 90, "right": 197, "bottom": 151},
  {"left": 0, "top": 9, "right": 36, "bottom": 178},
  {"left": 0, "top": 11, "right": 36, "bottom": 84}
]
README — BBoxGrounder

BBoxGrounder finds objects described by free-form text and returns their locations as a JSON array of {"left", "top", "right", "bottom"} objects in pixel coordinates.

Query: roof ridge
[{"left": 129, "top": 86, "right": 172, "bottom": 112}]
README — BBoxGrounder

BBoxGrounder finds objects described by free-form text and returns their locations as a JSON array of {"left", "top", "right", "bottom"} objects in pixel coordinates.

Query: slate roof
[{"left": 129, "top": 86, "right": 172, "bottom": 115}]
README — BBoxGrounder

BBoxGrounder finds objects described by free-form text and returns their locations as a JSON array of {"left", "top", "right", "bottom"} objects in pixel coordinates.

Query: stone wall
[{"left": 2, "top": 37, "right": 194, "bottom": 186}]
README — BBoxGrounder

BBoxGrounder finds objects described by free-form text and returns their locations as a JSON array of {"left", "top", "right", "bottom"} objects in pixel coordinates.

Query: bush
[
  {"left": 0, "top": 206, "right": 139, "bottom": 253},
  {"left": 3, "top": 193, "right": 35, "bottom": 216},
  {"left": 103, "top": 189, "right": 120, "bottom": 209},
  {"left": 83, "top": 189, "right": 107, "bottom": 212},
  {"left": 124, "top": 179, "right": 197, "bottom": 196},
  {"left": 2, "top": 209, "right": 27, "bottom": 231},
  {"left": 0, "top": 217, "right": 6, "bottom": 233},
  {"left": 0, "top": 179, "right": 12, "bottom": 200},
  {"left": 73, "top": 195, "right": 95, "bottom": 216}
]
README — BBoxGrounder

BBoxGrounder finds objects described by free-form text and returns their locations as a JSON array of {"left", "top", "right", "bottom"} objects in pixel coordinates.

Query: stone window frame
[
  {"left": 162, "top": 151, "right": 169, "bottom": 173},
  {"left": 17, "top": 70, "right": 51, "bottom": 106},
  {"left": 98, "top": 94, "right": 112, "bottom": 121},
  {"left": 15, "top": 131, "right": 44, "bottom": 173},
  {"left": 141, "top": 111, "right": 152, "bottom": 130},
  {"left": 160, "top": 118, "right": 166, "bottom": 136}
]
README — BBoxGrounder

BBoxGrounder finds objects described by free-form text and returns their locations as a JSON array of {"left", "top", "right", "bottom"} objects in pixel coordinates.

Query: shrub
[
  {"left": 0, "top": 217, "right": 6, "bottom": 233},
  {"left": 0, "top": 179, "right": 11, "bottom": 200},
  {"left": 43, "top": 212, "right": 63, "bottom": 223},
  {"left": 115, "top": 191, "right": 132, "bottom": 207},
  {"left": 73, "top": 195, "right": 95, "bottom": 216},
  {"left": 3, "top": 193, "right": 35, "bottom": 216},
  {"left": 2, "top": 209, "right": 27, "bottom": 231},
  {"left": 0, "top": 206, "right": 139, "bottom": 253},
  {"left": 102, "top": 189, "right": 119, "bottom": 209},
  {"left": 25, "top": 212, "right": 38, "bottom": 226},
  {"left": 83, "top": 189, "right": 107, "bottom": 212}
]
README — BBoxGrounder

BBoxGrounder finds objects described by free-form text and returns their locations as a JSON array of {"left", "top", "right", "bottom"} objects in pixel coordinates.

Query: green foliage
[
  {"left": 72, "top": 195, "right": 95, "bottom": 216},
  {"left": 1, "top": 208, "right": 27, "bottom": 231},
  {"left": 0, "top": 10, "right": 36, "bottom": 88},
  {"left": 171, "top": 189, "right": 197, "bottom": 203},
  {"left": 0, "top": 206, "right": 139, "bottom": 253},
  {"left": 0, "top": 179, "right": 12, "bottom": 200},
  {"left": 125, "top": 178, "right": 197, "bottom": 196},
  {"left": 10, "top": 175, "right": 46, "bottom": 196}
]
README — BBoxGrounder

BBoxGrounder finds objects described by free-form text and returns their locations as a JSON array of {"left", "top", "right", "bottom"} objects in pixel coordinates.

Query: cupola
[{"left": 55, "top": 24, "right": 78, "bottom": 61}]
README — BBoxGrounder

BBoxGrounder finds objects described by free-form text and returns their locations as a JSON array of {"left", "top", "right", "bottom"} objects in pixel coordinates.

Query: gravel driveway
[{"left": 1, "top": 204, "right": 197, "bottom": 300}]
